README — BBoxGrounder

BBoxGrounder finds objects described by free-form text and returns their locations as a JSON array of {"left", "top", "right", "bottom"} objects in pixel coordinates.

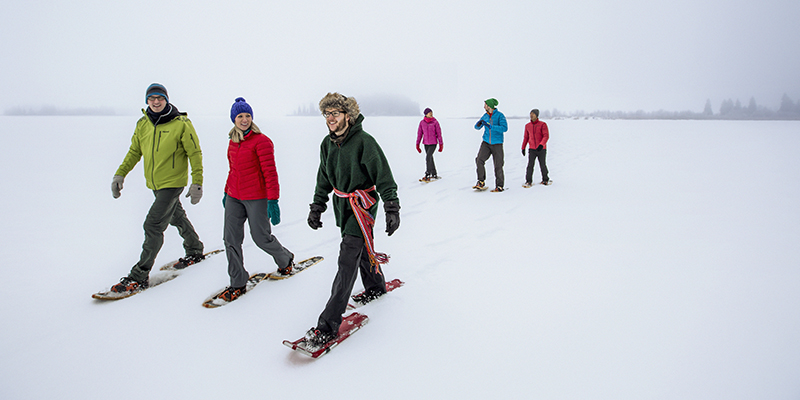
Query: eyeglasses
[
  {"left": 147, "top": 96, "right": 166, "bottom": 102},
  {"left": 322, "top": 110, "right": 344, "bottom": 118}
]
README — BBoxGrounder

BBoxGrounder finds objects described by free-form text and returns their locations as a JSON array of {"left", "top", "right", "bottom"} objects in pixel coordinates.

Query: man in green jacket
[
  {"left": 305, "top": 93, "right": 400, "bottom": 347},
  {"left": 108, "top": 83, "right": 205, "bottom": 294}
]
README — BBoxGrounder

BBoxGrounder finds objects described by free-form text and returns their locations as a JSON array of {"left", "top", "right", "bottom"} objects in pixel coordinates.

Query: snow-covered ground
[{"left": 1, "top": 115, "right": 799, "bottom": 399}]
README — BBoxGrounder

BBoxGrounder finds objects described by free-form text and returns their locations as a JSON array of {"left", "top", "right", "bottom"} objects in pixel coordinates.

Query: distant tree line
[
  {"left": 535, "top": 94, "right": 800, "bottom": 120},
  {"left": 291, "top": 94, "right": 420, "bottom": 117},
  {"left": 4, "top": 106, "right": 117, "bottom": 116}
]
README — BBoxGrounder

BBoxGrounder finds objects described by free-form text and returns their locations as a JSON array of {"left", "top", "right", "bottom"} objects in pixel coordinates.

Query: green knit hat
[{"left": 485, "top": 98, "right": 498, "bottom": 109}]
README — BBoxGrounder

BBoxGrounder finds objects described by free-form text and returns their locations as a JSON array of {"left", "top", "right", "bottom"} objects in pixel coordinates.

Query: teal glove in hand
[{"left": 267, "top": 199, "right": 280, "bottom": 225}]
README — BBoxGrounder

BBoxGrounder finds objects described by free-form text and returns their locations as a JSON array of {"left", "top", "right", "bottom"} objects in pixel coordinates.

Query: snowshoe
[
  {"left": 270, "top": 257, "right": 296, "bottom": 279},
  {"left": 351, "top": 288, "right": 385, "bottom": 306},
  {"left": 218, "top": 286, "right": 246, "bottom": 302},
  {"left": 173, "top": 253, "right": 206, "bottom": 270},
  {"left": 109, "top": 276, "right": 148, "bottom": 294},
  {"left": 305, "top": 327, "right": 337, "bottom": 348}
]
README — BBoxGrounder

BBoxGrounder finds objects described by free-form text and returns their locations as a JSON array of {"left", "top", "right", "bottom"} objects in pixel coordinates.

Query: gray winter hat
[
  {"left": 319, "top": 92, "right": 360, "bottom": 122},
  {"left": 145, "top": 83, "right": 168, "bottom": 103}
]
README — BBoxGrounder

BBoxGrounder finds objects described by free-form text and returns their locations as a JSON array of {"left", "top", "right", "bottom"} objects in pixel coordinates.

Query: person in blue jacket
[{"left": 473, "top": 98, "right": 508, "bottom": 192}]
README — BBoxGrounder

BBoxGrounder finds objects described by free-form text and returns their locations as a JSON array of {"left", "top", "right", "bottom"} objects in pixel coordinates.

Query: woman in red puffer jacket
[{"left": 220, "top": 97, "right": 295, "bottom": 302}]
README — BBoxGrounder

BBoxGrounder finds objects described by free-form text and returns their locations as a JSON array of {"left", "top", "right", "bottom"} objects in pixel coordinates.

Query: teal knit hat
[{"left": 485, "top": 98, "right": 498, "bottom": 109}]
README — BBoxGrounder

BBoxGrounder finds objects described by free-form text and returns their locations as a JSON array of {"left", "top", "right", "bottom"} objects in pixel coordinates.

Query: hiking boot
[
  {"left": 420, "top": 174, "right": 430, "bottom": 182},
  {"left": 219, "top": 286, "right": 246, "bottom": 302},
  {"left": 110, "top": 276, "right": 148, "bottom": 293},
  {"left": 491, "top": 186, "right": 505, "bottom": 192},
  {"left": 275, "top": 258, "right": 295, "bottom": 277},
  {"left": 472, "top": 180, "right": 486, "bottom": 190},
  {"left": 173, "top": 253, "right": 206, "bottom": 270},
  {"left": 541, "top": 180, "right": 551, "bottom": 186},
  {"left": 523, "top": 182, "right": 533, "bottom": 188},
  {"left": 305, "top": 327, "right": 337, "bottom": 348},
  {"left": 352, "top": 288, "right": 385, "bottom": 305}
]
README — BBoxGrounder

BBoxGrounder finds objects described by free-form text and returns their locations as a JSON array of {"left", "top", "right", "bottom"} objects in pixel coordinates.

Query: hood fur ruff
[{"left": 319, "top": 92, "right": 360, "bottom": 123}]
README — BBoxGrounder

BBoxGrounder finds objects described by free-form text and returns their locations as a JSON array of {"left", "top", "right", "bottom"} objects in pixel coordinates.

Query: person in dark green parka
[{"left": 305, "top": 93, "right": 400, "bottom": 347}]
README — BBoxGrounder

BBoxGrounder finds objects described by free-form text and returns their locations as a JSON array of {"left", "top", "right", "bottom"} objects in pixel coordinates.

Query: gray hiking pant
[
  {"left": 129, "top": 187, "right": 203, "bottom": 281},
  {"left": 526, "top": 148, "right": 549, "bottom": 183},
  {"left": 424, "top": 144, "right": 438, "bottom": 176},
  {"left": 224, "top": 196, "right": 293, "bottom": 288},
  {"left": 317, "top": 234, "right": 386, "bottom": 334},
  {"left": 476, "top": 141, "right": 504, "bottom": 188}
]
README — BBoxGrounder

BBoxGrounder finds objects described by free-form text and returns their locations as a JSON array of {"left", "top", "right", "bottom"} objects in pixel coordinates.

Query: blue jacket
[{"left": 474, "top": 109, "right": 507, "bottom": 145}]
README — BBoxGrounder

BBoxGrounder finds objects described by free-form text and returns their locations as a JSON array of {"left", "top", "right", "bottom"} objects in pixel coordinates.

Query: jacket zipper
[{"left": 150, "top": 115, "right": 162, "bottom": 190}]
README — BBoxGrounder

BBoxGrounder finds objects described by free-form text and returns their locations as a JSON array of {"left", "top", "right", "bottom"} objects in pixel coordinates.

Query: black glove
[
  {"left": 307, "top": 203, "right": 325, "bottom": 230},
  {"left": 537, "top": 145, "right": 543, "bottom": 151},
  {"left": 476, "top": 120, "right": 485, "bottom": 128},
  {"left": 384, "top": 201, "right": 400, "bottom": 236},
  {"left": 521, "top": 148, "right": 526, "bottom": 156}
]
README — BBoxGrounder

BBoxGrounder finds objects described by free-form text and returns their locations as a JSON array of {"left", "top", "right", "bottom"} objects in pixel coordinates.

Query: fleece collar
[
  {"left": 145, "top": 103, "right": 180, "bottom": 125},
  {"left": 229, "top": 121, "right": 262, "bottom": 143}
]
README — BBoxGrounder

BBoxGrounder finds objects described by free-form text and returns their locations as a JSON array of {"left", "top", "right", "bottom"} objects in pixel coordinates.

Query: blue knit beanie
[
  {"left": 145, "top": 83, "right": 168, "bottom": 104},
  {"left": 230, "top": 97, "right": 253, "bottom": 123}
]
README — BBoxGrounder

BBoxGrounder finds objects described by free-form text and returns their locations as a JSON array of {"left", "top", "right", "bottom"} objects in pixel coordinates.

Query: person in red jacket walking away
[
  {"left": 416, "top": 107, "right": 443, "bottom": 182},
  {"left": 220, "top": 97, "right": 295, "bottom": 301},
  {"left": 521, "top": 109, "right": 551, "bottom": 187}
]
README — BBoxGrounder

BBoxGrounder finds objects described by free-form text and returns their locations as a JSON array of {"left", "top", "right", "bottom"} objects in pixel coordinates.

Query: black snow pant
[
  {"left": 317, "top": 234, "right": 386, "bottom": 334},
  {"left": 424, "top": 144, "right": 438, "bottom": 176},
  {"left": 476, "top": 141, "right": 504, "bottom": 188},
  {"left": 525, "top": 148, "right": 549, "bottom": 183},
  {"left": 129, "top": 187, "right": 203, "bottom": 282}
]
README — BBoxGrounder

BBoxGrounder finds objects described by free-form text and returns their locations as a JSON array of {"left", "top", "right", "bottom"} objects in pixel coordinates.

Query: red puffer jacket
[
  {"left": 522, "top": 119, "right": 549, "bottom": 150},
  {"left": 225, "top": 132, "right": 280, "bottom": 201}
]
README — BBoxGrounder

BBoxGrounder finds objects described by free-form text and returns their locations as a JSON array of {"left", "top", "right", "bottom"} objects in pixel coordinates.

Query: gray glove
[
  {"left": 185, "top": 184, "right": 203, "bottom": 205},
  {"left": 111, "top": 175, "right": 124, "bottom": 198}
]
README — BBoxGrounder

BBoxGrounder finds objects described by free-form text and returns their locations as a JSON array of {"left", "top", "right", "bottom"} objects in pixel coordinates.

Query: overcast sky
[{"left": 2, "top": 0, "right": 798, "bottom": 117}]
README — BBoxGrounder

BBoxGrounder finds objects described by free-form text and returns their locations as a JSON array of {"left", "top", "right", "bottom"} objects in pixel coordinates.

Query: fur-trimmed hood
[{"left": 319, "top": 92, "right": 360, "bottom": 123}]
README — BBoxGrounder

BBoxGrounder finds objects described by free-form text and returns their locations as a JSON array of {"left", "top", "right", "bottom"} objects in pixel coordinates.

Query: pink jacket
[
  {"left": 225, "top": 132, "right": 280, "bottom": 201},
  {"left": 522, "top": 119, "right": 549, "bottom": 150},
  {"left": 416, "top": 117, "right": 443, "bottom": 146}
]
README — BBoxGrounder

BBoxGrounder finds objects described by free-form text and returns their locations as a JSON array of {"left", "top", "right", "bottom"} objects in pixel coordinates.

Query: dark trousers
[
  {"left": 129, "top": 187, "right": 203, "bottom": 281},
  {"left": 317, "top": 234, "right": 386, "bottom": 334},
  {"left": 224, "top": 196, "right": 293, "bottom": 288},
  {"left": 476, "top": 141, "right": 504, "bottom": 188},
  {"left": 424, "top": 144, "right": 437, "bottom": 176},
  {"left": 526, "top": 148, "right": 549, "bottom": 183}
]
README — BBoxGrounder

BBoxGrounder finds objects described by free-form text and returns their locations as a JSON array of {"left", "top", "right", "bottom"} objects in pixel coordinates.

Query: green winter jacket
[
  {"left": 313, "top": 114, "right": 399, "bottom": 238},
  {"left": 115, "top": 106, "right": 203, "bottom": 190}
]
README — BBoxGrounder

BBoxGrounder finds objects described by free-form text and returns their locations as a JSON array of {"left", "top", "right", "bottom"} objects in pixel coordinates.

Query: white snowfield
[{"left": 1, "top": 115, "right": 798, "bottom": 399}]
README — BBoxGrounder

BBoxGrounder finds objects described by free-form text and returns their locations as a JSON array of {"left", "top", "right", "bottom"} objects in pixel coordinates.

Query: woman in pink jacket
[
  {"left": 416, "top": 107, "right": 444, "bottom": 182},
  {"left": 521, "top": 109, "right": 550, "bottom": 187},
  {"left": 220, "top": 97, "right": 294, "bottom": 301}
]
